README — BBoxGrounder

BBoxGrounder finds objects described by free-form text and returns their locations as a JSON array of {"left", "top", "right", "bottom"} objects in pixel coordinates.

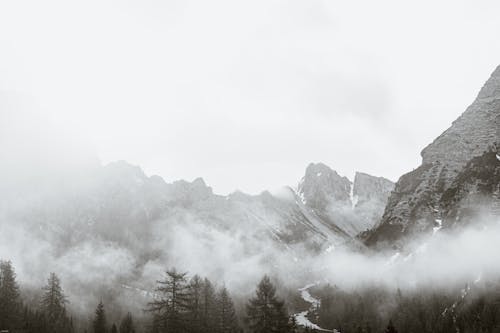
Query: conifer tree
[
  {"left": 0, "top": 260, "right": 21, "bottom": 330},
  {"left": 187, "top": 275, "right": 204, "bottom": 332},
  {"left": 215, "top": 286, "right": 239, "bottom": 333},
  {"left": 93, "top": 301, "right": 107, "bottom": 333},
  {"left": 147, "top": 268, "right": 190, "bottom": 333},
  {"left": 41, "top": 272, "right": 70, "bottom": 332},
  {"left": 111, "top": 323, "right": 118, "bottom": 333},
  {"left": 246, "top": 275, "right": 289, "bottom": 333},
  {"left": 201, "top": 277, "right": 217, "bottom": 333},
  {"left": 119, "top": 312, "right": 135, "bottom": 333}
]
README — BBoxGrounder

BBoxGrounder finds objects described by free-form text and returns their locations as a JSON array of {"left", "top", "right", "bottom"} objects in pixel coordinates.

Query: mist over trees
[
  {"left": 0, "top": 260, "right": 21, "bottom": 330},
  {"left": 314, "top": 282, "right": 500, "bottom": 333},
  {"left": 246, "top": 275, "right": 290, "bottom": 333},
  {"left": 146, "top": 268, "right": 243, "bottom": 333},
  {"left": 5, "top": 258, "right": 500, "bottom": 333}
]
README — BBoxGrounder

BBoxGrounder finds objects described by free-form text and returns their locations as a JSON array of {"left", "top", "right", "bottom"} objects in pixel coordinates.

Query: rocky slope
[
  {"left": 8, "top": 160, "right": 393, "bottom": 258},
  {"left": 297, "top": 164, "right": 394, "bottom": 237},
  {"left": 365, "top": 66, "right": 500, "bottom": 248}
]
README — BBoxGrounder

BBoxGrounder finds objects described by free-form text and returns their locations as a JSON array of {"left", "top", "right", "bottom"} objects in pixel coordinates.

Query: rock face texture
[
  {"left": 439, "top": 151, "right": 500, "bottom": 225},
  {"left": 421, "top": 65, "right": 500, "bottom": 171},
  {"left": 365, "top": 66, "right": 500, "bottom": 248},
  {"left": 297, "top": 164, "right": 394, "bottom": 237},
  {"left": 353, "top": 172, "right": 395, "bottom": 233},
  {"left": 298, "top": 163, "right": 352, "bottom": 211}
]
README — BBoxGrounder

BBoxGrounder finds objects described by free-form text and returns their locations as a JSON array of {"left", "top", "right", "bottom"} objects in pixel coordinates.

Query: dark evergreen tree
[
  {"left": 246, "top": 276, "right": 289, "bottom": 333},
  {"left": 111, "top": 323, "right": 118, "bottom": 333},
  {"left": 41, "top": 272, "right": 71, "bottom": 333},
  {"left": 187, "top": 274, "right": 204, "bottom": 332},
  {"left": 0, "top": 260, "right": 21, "bottom": 330},
  {"left": 119, "top": 312, "right": 136, "bottom": 333},
  {"left": 215, "top": 286, "right": 239, "bottom": 333},
  {"left": 93, "top": 301, "right": 107, "bottom": 333},
  {"left": 147, "top": 268, "right": 190, "bottom": 333},
  {"left": 201, "top": 277, "right": 217, "bottom": 333}
]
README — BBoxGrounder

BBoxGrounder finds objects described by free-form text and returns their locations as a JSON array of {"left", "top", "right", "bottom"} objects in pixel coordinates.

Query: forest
[
  {"left": 0, "top": 260, "right": 293, "bottom": 333},
  {"left": 3, "top": 259, "right": 500, "bottom": 333}
]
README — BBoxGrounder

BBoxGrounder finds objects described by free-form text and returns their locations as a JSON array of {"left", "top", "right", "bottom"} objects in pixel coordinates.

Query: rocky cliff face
[
  {"left": 421, "top": 65, "right": 500, "bottom": 173},
  {"left": 353, "top": 172, "right": 395, "bottom": 233},
  {"left": 366, "top": 66, "right": 500, "bottom": 248},
  {"left": 297, "top": 164, "right": 394, "bottom": 237},
  {"left": 298, "top": 163, "right": 352, "bottom": 210}
]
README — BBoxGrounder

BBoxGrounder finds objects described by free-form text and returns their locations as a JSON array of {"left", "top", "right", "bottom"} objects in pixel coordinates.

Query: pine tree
[
  {"left": 111, "top": 323, "right": 118, "bottom": 333},
  {"left": 201, "top": 277, "right": 217, "bottom": 333},
  {"left": 246, "top": 275, "right": 289, "bottom": 333},
  {"left": 0, "top": 260, "right": 21, "bottom": 330},
  {"left": 93, "top": 301, "right": 107, "bottom": 333},
  {"left": 119, "top": 312, "right": 135, "bottom": 333},
  {"left": 215, "top": 286, "right": 239, "bottom": 333},
  {"left": 147, "top": 268, "right": 190, "bottom": 333},
  {"left": 187, "top": 275, "right": 204, "bottom": 332},
  {"left": 41, "top": 272, "right": 70, "bottom": 332}
]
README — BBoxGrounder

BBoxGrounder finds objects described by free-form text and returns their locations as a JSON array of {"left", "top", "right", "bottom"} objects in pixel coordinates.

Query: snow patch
[
  {"left": 433, "top": 219, "right": 442, "bottom": 235},
  {"left": 349, "top": 183, "right": 358, "bottom": 209}
]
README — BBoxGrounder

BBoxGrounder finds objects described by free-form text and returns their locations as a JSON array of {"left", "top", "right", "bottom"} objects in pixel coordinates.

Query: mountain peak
[
  {"left": 298, "top": 163, "right": 351, "bottom": 208},
  {"left": 421, "top": 65, "right": 500, "bottom": 169},
  {"left": 477, "top": 64, "right": 500, "bottom": 100},
  {"left": 367, "top": 65, "right": 500, "bottom": 248}
]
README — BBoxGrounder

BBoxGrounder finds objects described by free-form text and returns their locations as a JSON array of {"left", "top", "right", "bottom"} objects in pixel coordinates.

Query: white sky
[{"left": 1, "top": 0, "right": 499, "bottom": 194}]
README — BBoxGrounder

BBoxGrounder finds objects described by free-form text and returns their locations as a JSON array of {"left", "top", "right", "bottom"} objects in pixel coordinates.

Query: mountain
[
  {"left": 8, "top": 160, "right": 393, "bottom": 257},
  {"left": 1, "top": 159, "right": 393, "bottom": 302},
  {"left": 297, "top": 163, "right": 394, "bottom": 237},
  {"left": 365, "top": 66, "right": 500, "bottom": 248}
]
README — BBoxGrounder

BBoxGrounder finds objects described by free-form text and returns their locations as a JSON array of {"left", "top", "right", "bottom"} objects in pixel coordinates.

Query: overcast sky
[{"left": 1, "top": 0, "right": 500, "bottom": 194}]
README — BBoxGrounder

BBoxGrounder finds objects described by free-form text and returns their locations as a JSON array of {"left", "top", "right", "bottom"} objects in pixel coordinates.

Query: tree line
[
  {"left": 314, "top": 282, "right": 500, "bottom": 333},
  {"left": 0, "top": 260, "right": 295, "bottom": 333},
  {"left": 146, "top": 269, "right": 294, "bottom": 333}
]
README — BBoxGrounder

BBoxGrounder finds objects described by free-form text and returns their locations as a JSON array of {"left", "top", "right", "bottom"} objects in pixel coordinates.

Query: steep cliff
[{"left": 366, "top": 66, "right": 500, "bottom": 248}]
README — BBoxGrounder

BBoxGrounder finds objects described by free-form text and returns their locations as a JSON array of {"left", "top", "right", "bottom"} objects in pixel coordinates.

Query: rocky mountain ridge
[{"left": 366, "top": 66, "right": 500, "bottom": 248}]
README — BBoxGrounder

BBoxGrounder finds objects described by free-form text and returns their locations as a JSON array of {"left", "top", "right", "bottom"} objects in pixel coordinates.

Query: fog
[
  {"left": 1, "top": 140, "right": 499, "bottom": 319},
  {"left": 1, "top": 104, "right": 499, "bottom": 318}
]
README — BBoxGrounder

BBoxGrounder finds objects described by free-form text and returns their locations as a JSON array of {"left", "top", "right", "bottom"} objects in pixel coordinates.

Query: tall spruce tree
[
  {"left": 147, "top": 268, "right": 190, "bottom": 333},
  {"left": 187, "top": 275, "right": 204, "bottom": 332},
  {"left": 93, "top": 301, "right": 107, "bottom": 333},
  {"left": 0, "top": 260, "right": 21, "bottom": 330},
  {"left": 215, "top": 286, "right": 239, "bottom": 333},
  {"left": 119, "top": 312, "right": 135, "bottom": 333},
  {"left": 201, "top": 277, "right": 217, "bottom": 333},
  {"left": 246, "top": 276, "right": 289, "bottom": 333},
  {"left": 41, "top": 272, "right": 70, "bottom": 332}
]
